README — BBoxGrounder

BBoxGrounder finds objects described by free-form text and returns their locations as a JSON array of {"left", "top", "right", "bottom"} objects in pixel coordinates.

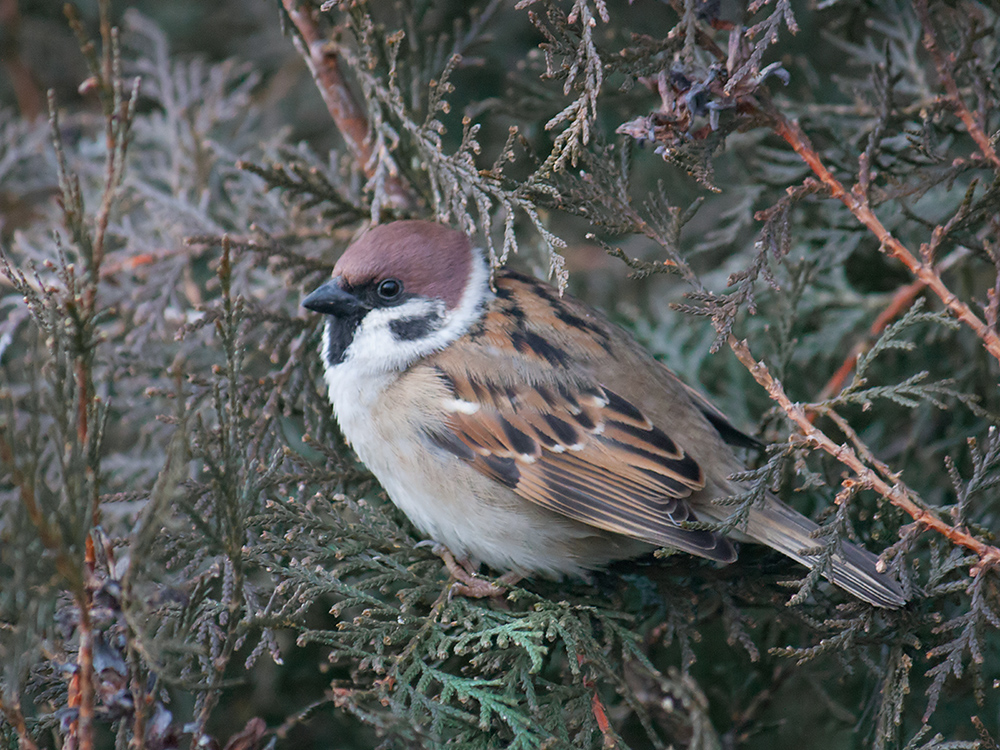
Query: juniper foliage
[{"left": 0, "top": 1, "right": 998, "bottom": 749}]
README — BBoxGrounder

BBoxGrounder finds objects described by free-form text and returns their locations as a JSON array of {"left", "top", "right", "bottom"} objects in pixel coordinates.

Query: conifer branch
[
  {"left": 3, "top": 3, "right": 998, "bottom": 745},
  {"left": 726, "top": 333, "right": 1000, "bottom": 572},
  {"left": 913, "top": 0, "right": 1000, "bottom": 171},
  {"left": 765, "top": 107, "right": 1000, "bottom": 365},
  {"left": 814, "top": 246, "right": 971, "bottom": 406}
]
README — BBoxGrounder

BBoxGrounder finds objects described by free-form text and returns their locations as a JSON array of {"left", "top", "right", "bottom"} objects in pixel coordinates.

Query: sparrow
[{"left": 302, "top": 220, "right": 905, "bottom": 608}]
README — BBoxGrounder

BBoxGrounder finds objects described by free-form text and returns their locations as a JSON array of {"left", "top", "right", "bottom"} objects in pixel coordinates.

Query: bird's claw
[{"left": 421, "top": 541, "right": 518, "bottom": 599}]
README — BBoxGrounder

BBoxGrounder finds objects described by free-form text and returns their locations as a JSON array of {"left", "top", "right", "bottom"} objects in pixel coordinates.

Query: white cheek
[
  {"left": 346, "top": 298, "right": 445, "bottom": 372},
  {"left": 331, "top": 250, "right": 493, "bottom": 378},
  {"left": 320, "top": 298, "right": 446, "bottom": 435}
]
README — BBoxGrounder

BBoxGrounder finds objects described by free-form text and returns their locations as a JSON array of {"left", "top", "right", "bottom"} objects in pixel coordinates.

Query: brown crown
[{"left": 333, "top": 221, "right": 473, "bottom": 310}]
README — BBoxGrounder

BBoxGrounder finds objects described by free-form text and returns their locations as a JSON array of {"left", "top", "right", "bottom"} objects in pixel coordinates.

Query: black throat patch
[{"left": 324, "top": 311, "right": 366, "bottom": 366}]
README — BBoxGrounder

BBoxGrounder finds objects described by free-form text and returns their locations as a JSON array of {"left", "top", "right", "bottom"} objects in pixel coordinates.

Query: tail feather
[{"left": 741, "top": 498, "right": 906, "bottom": 609}]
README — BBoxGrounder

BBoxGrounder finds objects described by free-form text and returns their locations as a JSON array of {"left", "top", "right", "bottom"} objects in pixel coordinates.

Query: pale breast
[{"left": 323, "top": 359, "right": 643, "bottom": 575}]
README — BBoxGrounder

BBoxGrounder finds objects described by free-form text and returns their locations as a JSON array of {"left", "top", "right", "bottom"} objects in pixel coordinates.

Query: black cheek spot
[
  {"left": 389, "top": 311, "right": 442, "bottom": 341},
  {"left": 325, "top": 312, "right": 365, "bottom": 366}
]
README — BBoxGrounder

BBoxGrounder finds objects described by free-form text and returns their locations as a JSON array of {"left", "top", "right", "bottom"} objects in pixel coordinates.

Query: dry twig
[{"left": 814, "top": 247, "right": 972, "bottom": 406}]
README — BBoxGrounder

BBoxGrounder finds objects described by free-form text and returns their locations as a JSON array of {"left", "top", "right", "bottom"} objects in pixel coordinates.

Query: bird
[{"left": 302, "top": 220, "right": 906, "bottom": 608}]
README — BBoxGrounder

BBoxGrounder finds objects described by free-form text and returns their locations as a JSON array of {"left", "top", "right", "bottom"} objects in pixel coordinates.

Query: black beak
[{"left": 303, "top": 278, "right": 365, "bottom": 317}]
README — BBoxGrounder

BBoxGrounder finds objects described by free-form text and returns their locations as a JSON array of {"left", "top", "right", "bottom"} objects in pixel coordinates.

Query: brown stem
[
  {"left": 814, "top": 247, "right": 971, "bottom": 407},
  {"left": 280, "top": 1, "right": 410, "bottom": 207},
  {"left": 912, "top": 0, "right": 1000, "bottom": 170},
  {"left": 766, "top": 110, "right": 1000, "bottom": 365},
  {"left": 68, "top": 603, "right": 96, "bottom": 750},
  {"left": 726, "top": 334, "right": 1000, "bottom": 572},
  {"left": 75, "top": 358, "right": 90, "bottom": 446}
]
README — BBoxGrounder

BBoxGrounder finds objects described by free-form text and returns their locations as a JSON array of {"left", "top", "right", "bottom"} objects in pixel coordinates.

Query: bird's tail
[{"left": 739, "top": 497, "right": 906, "bottom": 609}]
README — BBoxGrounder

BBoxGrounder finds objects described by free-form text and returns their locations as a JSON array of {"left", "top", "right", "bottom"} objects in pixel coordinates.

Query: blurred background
[{"left": 1, "top": 1, "right": 998, "bottom": 748}]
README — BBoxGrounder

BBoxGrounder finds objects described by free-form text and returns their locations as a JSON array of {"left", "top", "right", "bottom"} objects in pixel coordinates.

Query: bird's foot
[{"left": 421, "top": 542, "right": 520, "bottom": 599}]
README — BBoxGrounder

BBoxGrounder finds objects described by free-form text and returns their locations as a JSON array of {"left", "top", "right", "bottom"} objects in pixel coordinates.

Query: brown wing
[{"left": 424, "top": 364, "right": 737, "bottom": 563}]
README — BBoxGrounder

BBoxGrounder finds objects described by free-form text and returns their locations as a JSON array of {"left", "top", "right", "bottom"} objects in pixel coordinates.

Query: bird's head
[{"left": 303, "top": 221, "right": 490, "bottom": 374}]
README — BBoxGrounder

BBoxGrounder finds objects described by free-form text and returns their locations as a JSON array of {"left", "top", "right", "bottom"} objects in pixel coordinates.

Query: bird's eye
[{"left": 377, "top": 278, "right": 403, "bottom": 301}]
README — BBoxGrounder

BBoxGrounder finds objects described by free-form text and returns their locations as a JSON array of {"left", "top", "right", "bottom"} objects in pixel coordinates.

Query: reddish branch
[
  {"left": 590, "top": 690, "right": 615, "bottom": 749},
  {"left": 66, "top": 608, "right": 96, "bottom": 750},
  {"left": 727, "top": 334, "right": 1000, "bottom": 573},
  {"left": 38, "top": 6, "right": 128, "bottom": 748},
  {"left": 814, "top": 247, "right": 971, "bottom": 406},
  {"left": 766, "top": 111, "right": 1000, "bottom": 365},
  {"left": 280, "top": 1, "right": 410, "bottom": 207},
  {"left": 281, "top": 2, "right": 368, "bottom": 163},
  {"left": 913, "top": 0, "right": 1000, "bottom": 171}
]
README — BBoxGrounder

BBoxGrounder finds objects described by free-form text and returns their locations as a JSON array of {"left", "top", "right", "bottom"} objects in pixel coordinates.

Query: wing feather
[{"left": 429, "top": 367, "right": 735, "bottom": 563}]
